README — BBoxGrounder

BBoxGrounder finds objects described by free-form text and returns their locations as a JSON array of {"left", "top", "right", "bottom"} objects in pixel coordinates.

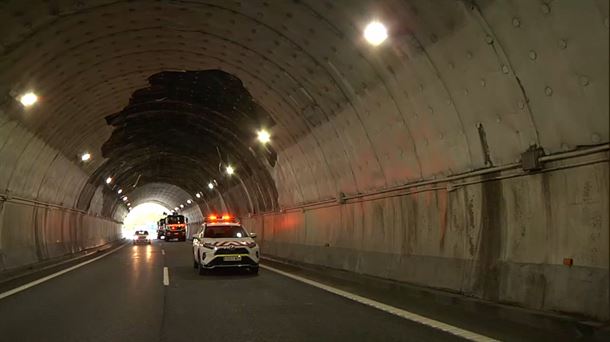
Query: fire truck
[
  {"left": 158, "top": 214, "right": 187, "bottom": 241},
  {"left": 156, "top": 218, "right": 166, "bottom": 239}
]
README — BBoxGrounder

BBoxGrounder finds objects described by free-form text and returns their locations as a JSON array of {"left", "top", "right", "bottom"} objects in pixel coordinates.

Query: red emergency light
[{"left": 206, "top": 214, "right": 234, "bottom": 222}]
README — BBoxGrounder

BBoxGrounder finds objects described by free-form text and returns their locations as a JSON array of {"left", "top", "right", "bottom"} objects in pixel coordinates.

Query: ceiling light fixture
[
  {"left": 257, "top": 129, "right": 271, "bottom": 144},
  {"left": 364, "top": 21, "right": 388, "bottom": 46},
  {"left": 226, "top": 165, "right": 234, "bottom": 175},
  {"left": 19, "top": 92, "right": 38, "bottom": 107},
  {"left": 105, "top": 177, "right": 112, "bottom": 184},
  {"left": 81, "top": 153, "right": 91, "bottom": 162}
]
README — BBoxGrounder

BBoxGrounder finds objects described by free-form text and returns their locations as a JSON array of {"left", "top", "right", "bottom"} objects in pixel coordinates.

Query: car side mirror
[
  {"left": 192, "top": 236, "right": 199, "bottom": 242},
  {"left": 249, "top": 233, "right": 257, "bottom": 238}
]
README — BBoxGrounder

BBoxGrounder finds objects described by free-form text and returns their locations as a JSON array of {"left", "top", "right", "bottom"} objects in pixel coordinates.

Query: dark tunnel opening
[{"left": 77, "top": 70, "right": 279, "bottom": 217}]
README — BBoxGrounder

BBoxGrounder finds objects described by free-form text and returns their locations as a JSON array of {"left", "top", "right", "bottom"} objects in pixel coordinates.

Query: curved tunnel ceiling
[{"left": 0, "top": 0, "right": 608, "bottom": 216}]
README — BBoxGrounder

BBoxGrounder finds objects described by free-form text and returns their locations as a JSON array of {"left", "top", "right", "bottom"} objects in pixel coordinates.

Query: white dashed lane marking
[{"left": 163, "top": 267, "right": 169, "bottom": 286}]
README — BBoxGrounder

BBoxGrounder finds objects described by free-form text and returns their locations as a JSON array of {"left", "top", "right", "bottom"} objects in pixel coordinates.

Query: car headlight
[
  {"left": 246, "top": 242, "right": 257, "bottom": 248},
  {"left": 203, "top": 242, "right": 216, "bottom": 249}
]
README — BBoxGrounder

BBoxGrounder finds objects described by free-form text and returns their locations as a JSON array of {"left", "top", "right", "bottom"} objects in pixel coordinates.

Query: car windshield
[
  {"left": 135, "top": 231, "right": 148, "bottom": 235},
  {"left": 166, "top": 216, "right": 185, "bottom": 224},
  {"left": 204, "top": 225, "right": 247, "bottom": 238}
]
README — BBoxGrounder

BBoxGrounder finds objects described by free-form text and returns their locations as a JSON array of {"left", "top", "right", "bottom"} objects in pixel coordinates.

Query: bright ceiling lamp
[
  {"left": 225, "top": 165, "right": 234, "bottom": 175},
  {"left": 122, "top": 196, "right": 128, "bottom": 201},
  {"left": 174, "top": 207, "right": 179, "bottom": 211},
  {"left": 364, "top": 21, "right": 388, "bottom": 46},
  {"left": 208, "top": 182, "right": 214, "bottom": 189},
  {"left": 180, "top": 204, "right": 184, "bottom": 208},
  {"left": 19, "top": 92, "right": 38, "bottom": 107},
  {"left": 105, "top": 177, "right": 112, "bottom": 184},
  {"left": 186, "top": 199, "right": 192, "bottom": 204},
  {"left": 117, "top": 189, "right": 123, "bottom": 194},
  {"left": 196, "top": 193, "right": 201, "bottom": 198},
  {"left": 257, "top": 129, "right": 271, "bottom": 144},
  {"left": 81, "top": 152, "right": 91, "bottom": 162}
]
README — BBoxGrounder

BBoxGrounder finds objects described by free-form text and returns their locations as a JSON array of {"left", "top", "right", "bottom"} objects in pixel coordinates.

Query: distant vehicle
[
  {"left": 133, "top": 230, "right": 151, "bottom": 245},
  {"left": 192, "top": 214, "right": 259, "bottom": 274},
  {"left": 157, "top": 218, "right": 166, "bottom": 239},
  {"left": 162, "top": 214, "right": 187, "bottom": 241}
]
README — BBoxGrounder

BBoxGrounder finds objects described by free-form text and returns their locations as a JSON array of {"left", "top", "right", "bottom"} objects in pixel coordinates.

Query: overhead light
[
  {"left": 196, "top": 193, "right": 201, "bottom": 198},
  {"left": 81, "top": 153, "right": 91, "bottom": 162},
  {"left": 122, "top": 196, "right": 128, "bottom": 201},
  {"left": 127, "top": 203, "right": 131, "bottom": 206},
  {"left": 174, "top": 207, "right": 179, "bottom": 211},
  {"left": 208, "top": 182, "right": 214, "bottom": 189},
  {"left": 364, "top": 21, "right": 388, "bottom": 46},
  {"left": 257, "top": 129, "right": 271, "bottom": 144},
  {"left": 180, "top": 204, "right": 184, "bottom": 208},
  {"left": 226, "top": 165, "right": 234, "bottom": 175},
  {"left": 117, "top": 189, "right": 123, "bottom": 194},
  {"left": 186, "top": 199, "right": 192, "bottom": 204},
  {"left": 19, "top": 92, "right": 38, "bottom": 107},
  {"left": 105, "top": 177, "right": 112, "bottom": 184}
]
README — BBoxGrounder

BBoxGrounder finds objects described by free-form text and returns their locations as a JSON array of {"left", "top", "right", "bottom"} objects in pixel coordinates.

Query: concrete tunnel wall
[
  {"left": 242, "top": 151, "right": 609, "bottom": 320},
  {"left": 0, "top": 0, "right": 608, "bottom": 320},
  {"left": 0, "top": 110, "right": 123, "bottom": 272}
]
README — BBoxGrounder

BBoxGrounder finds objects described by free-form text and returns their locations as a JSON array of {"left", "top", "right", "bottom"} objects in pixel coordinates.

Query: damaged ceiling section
[{"left": 77, "top": 70, "right": 278, "bottom": 217}]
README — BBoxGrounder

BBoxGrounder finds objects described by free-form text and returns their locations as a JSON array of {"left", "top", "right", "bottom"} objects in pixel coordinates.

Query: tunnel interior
[{"left": 0, "top": 0, "right": 608, "bottom": 322}]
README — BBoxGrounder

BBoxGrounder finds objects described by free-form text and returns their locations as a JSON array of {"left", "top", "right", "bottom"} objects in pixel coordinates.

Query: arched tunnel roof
[{"left": 0, "top": 0, "right": 607, "bottom": 220}]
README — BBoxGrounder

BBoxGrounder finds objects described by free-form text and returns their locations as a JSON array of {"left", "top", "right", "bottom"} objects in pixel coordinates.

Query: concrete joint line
[{"left": 261, "top": 264, "right": 498, "bottom": 342}]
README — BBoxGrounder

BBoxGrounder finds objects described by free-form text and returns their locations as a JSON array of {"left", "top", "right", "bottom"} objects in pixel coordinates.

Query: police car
[{"left": 192, "top": 215, "right": 259, "bottom": 274}]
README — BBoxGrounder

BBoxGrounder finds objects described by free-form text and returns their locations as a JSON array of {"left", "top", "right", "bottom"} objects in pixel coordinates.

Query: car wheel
[
  {"left": 250, "top": 266, "right": 259, "bottom": 275},
  {"left": 198, "top": 255, "right": 207, "bottom": 275}
]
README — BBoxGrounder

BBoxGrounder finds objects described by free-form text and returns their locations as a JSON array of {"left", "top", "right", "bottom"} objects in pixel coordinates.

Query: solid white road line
[
  {"left": 0, "top": 243, "right": 127, "bottom": 301},
  {"left": 261, "top": 264, "right": 498, "bottom": 342},
  {"left": 163, "top": 267, "right": 169, "bottom": 286}
]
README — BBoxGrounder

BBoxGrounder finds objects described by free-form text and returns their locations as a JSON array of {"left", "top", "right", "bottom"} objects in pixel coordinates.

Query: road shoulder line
[
  {"left": 0, "top": 243, "right": 127, "bottom": 301},
  {"left": 261, "top": 264, "right": 498, "bottom": 342}
]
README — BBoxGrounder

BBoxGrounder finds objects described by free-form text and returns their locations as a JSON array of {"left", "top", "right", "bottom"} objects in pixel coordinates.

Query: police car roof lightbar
[{"left": 206, "top": 214, "right": 235, "bottom": 222}]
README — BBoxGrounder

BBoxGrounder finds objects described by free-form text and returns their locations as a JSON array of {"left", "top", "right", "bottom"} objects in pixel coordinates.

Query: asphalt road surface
[{"left": 0, "top": 240, "right": 465, "bottom": 342}]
